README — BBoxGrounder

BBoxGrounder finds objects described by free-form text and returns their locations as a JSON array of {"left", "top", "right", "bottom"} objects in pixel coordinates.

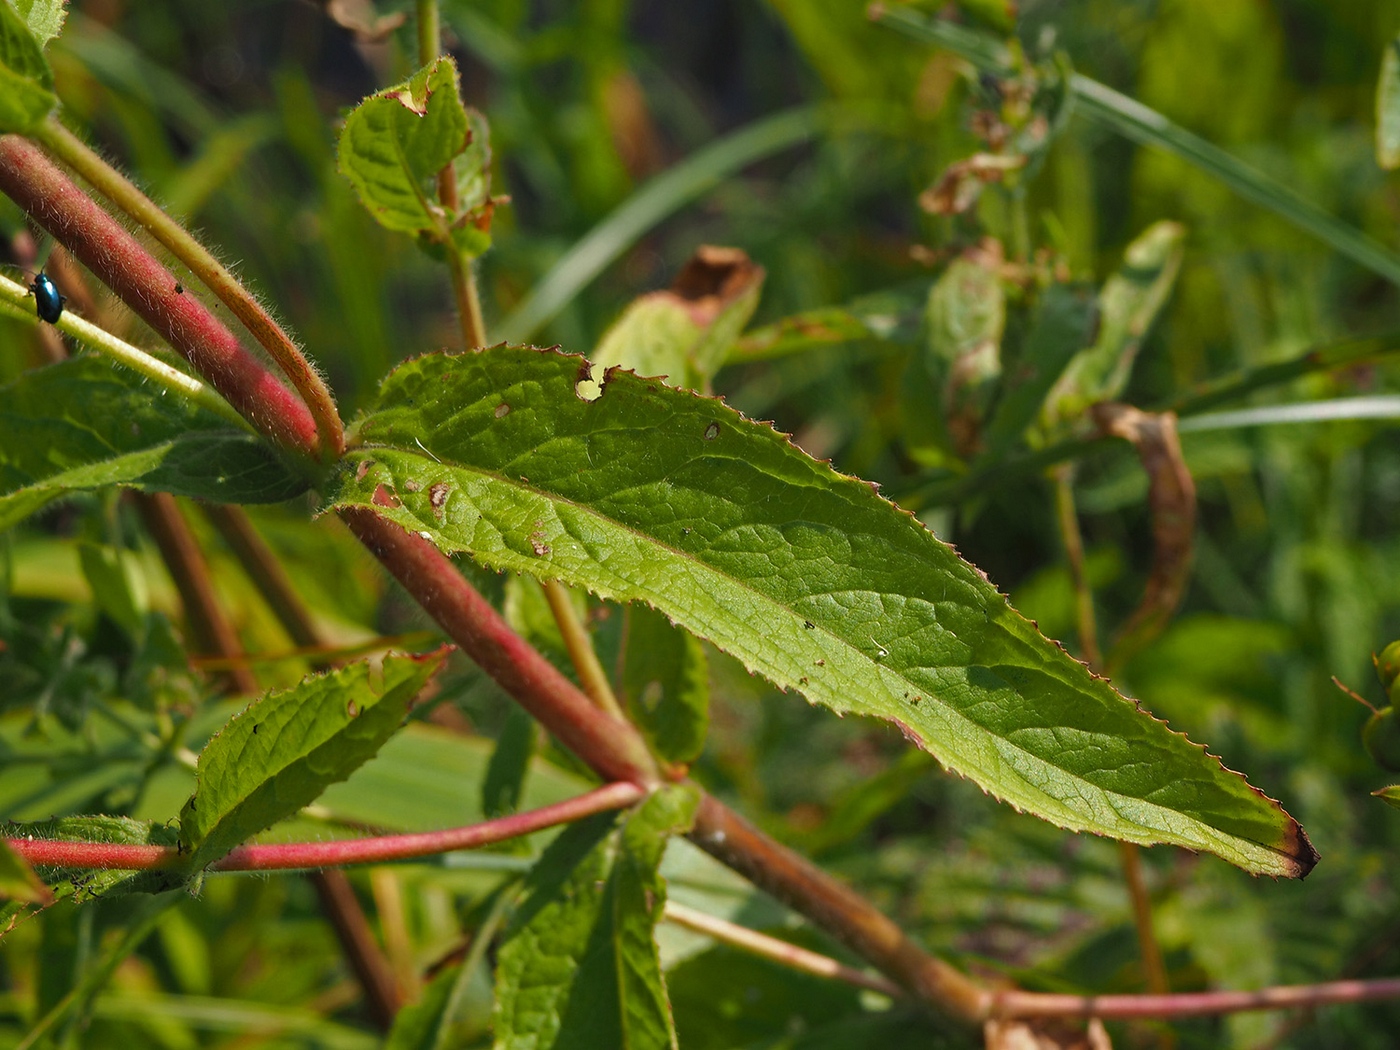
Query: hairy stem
[
  {"left": 686, "top": 792, "right": 990, "bottom": 1023},
  {"left": 662, "top": 901, "right": 903, "bottom": 998},
  {"left": 340, "top": 508, "right": 661, "bottom": 785},
  {"left": 33, "top": 118, "right": 344, "bottom": 459},
  {"left": 5, "top": 783, "right": 645, "bottom": 871},
  {"left": 541, "top": 578, "right": 626, "bottom": 721},
  {"left": 1051, "top": 466, "right": 1101, "bottom": 670},
  {"left": 0, "top": 135, "right": 323, "bottom": 464},
  {"left": 992, "top": 979, "right": 1400, "bottom": 1020}
]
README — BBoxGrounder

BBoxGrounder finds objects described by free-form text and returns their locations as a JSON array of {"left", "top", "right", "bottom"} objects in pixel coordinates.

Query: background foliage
[{"left": 4, "top": 0, "right": 1400, "bottom": 1046}]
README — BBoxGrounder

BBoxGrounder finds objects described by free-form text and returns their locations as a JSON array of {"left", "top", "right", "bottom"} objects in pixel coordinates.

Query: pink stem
[
  {"left": 995, "top": 979, "right": 1400, "bottom": 1019},
  {"left": 340, "top": 508, "right": 661, "bottom": 786},
  {"left": 0, "top": 135, "right": 322, "bottom": 463},
  {"left": 6, "top": 782, "right": 643, "bottom": 873}
]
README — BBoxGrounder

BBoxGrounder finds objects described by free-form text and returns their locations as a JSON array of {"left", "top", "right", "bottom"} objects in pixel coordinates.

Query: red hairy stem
[
  {"left": 0, "top": 135, "right": 322, "bottom": 464},
  {"left": 37, "top": 118, "right": 345, "bottom": 459},
  {"left": 339, "top": 508, "right": 661, "bottom": 785},
  {"left": 687, "top": 793, "right": 991, "bottom": 1024},
  {"left": 5, "top": 783, "right": 644, "bottom": 872}
]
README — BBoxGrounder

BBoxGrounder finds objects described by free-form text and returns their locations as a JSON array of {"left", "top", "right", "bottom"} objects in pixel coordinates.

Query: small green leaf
[
  {"left": 328, "top": 346, "right": 1317, "bottom": 877},
  {"left": 1378, "top": 34, "right": 1400, "bottom": 170},
  {"left": 13, "top": 0, "right": 65, "bottom": 47},
  {"left": 1375, "top": 784, "right": 1400, "bottom": 810},
  {"left": 77, "top": 541, "right": 145, "bottom": 638},
  {"left": 620, "top": 606, "right": 709, "bottom": 765},
  {"left": 924, "top": 252, "right": 1005, "bottom": 456},
  {"left": 0, "top": 838, "right": 53, "bottom": 904},
  {"left": 338, "top": 56, "right": 469, "bottom": 235},
  {"left": 386, "top": 962, "right": 467, "bottom": 1050},
  {"left": 730, "top": 280, "right": 929, "bottom": 362},
  {"left": 1042, "top": 221, "right": 1186, "bottom": 432},
  {"left": 178, "top": 650, "right": 447, "bottom": 868},
  {"left": 981, "top": 283, "right": 1097, "bottom": 455},
  {"left": 483, "top": 705, "right": 537, "bottom": 820},
  {"left": 592, "top": 247, "right": 764, "bottom": 391},
  {"left": 493, "top": 784, "right": 699, "bottom": 1050},
  {"left": 0, "top": 0, "right": 55, "bottom": 132},
  {"left": 0, "top": 356, "right": 307, "bottom": 530}
]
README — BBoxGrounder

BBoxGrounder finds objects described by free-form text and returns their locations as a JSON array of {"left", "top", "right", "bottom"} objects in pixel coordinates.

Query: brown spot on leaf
[{"left": 429, "top": 482, "right": 451, "bottom": 519}]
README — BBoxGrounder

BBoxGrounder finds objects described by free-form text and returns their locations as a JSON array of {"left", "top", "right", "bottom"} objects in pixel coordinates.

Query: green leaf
[
  {"left": 328, "top": 345, "right": 1317, "bottom": 877},
  {"left": 386, "top": 962, "right": 466, "bottom": 1050},
  {"left": 0, "top": 356, "right": 308, "bottom": 531},
  {"left": 981, "top": 283, "right": 1097, "bottom": 456},
  {"left": 77, "top": 541, "right": 145, "bottom": 638},
  {"left": 0, "top": 838, "right": 52, "bottom": 904},
  {"left": 0, "top": 0, "right": 56, "bottom": 132},
  {"left": 178, "top": 650, "right": 447, "bottom": 868},
  {"left": 924, "top": 252, "right": 1005, "bottom": 456},
  {"left": 338, "top": 56, "right": 470, "bottom": 235},
  {"left": 732, "top": 280, "right": 928, "bottom": 362},
  {"left": 493, "top": 784, "right": 699, "bottom": 1050},
  {"left": 12, "top": 0, "right": 65, "bottom": 46},
  {"left": 1378, "top": 34, "right": 1400, "bottom": 171},
  {"left": 483, "top": 705, "right": 537, "bottom": 820},
  {"left": 1374, "top": 784, "right": 1400, "bottom": 810},
  {"left": 1042, "top": 221, "right": 1186, "bottom": 432},
  {"left": 619, "top": 606, "right": 709, "bottom": 765},
  {"left": 593, "top": 247, "right": 764, "bottom": 392}
]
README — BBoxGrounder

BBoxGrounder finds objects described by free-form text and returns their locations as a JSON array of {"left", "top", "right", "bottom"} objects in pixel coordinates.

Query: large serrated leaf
[
  {"left": 0, "top": 356, "right": 307, "bottom": 530},
  {"left": 327, "top": 345, "right": 1316, "bottom": 877},
  {"left": 493, "top": 784, "right": 699, "bottom": 1050},
  {"left": 0, "top": 0, "right": 56, "bottom": 132},
  {"left": 178, "top": 650, "right": 447, "bottom": 869}
]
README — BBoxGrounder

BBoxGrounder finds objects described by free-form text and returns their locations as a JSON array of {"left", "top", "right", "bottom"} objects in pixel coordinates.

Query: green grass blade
[{"left": 495, "top": 107, "right": 822, "bottom": 344}]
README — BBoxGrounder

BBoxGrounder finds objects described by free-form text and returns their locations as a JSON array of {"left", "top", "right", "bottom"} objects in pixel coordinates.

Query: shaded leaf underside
[
  {"left": 327, "top": 345, "right": 1314, "bottom": 877},
  {"left": 0, "top": 356, "right": 306, "bottom": 530}
]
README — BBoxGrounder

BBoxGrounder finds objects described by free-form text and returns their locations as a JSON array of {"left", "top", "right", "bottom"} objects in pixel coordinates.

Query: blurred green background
[{"left": 4, "top": 0, "right": 1400, "bottom": 1046}]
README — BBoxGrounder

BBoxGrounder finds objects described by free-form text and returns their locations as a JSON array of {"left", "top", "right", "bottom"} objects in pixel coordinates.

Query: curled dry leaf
[
  {"left": 1092, "top": 404, "right": 1196, "bottom": 667},
  {"left": 316, "top": 0, "right": 406, "bottom": 42},
  {"left": 920, "top": 153, "right": 1026, "bottom": 216}
]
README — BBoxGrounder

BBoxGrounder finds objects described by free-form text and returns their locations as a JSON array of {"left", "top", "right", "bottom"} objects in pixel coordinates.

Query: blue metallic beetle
[{"left": 29, "top": 271, "right": 66, "bottom": 324}]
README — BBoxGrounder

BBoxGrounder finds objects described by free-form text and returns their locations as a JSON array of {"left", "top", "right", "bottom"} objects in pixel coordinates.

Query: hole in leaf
[
  {"left": 495, "top": 402, "right": 511, "bottom": 418},
  {"left": 703, "top": 422, "right": 720, "bottom": 441},
  {"left": 575, "top": 360, "right": 603, "bottom": 401}
]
